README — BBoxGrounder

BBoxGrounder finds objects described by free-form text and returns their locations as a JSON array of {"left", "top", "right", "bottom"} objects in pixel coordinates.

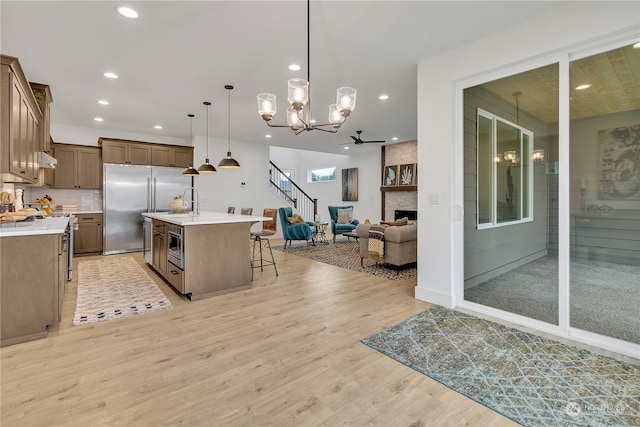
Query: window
[
  {"left": 308, "top": 167, "right": 336, "bottom": 182},
  {"left": 477, "top": 109, "right": 533, "bottom": 228}
]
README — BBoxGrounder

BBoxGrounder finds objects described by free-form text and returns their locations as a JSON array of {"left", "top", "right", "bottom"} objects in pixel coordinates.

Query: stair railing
[{"left": 269, "top": 161, "right": 317, "bottom": 221}]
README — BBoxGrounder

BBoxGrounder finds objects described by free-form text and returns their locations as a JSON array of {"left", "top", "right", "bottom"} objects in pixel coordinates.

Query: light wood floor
[{"left": 1, "top": 241, "right": 517, "bottom": 427}]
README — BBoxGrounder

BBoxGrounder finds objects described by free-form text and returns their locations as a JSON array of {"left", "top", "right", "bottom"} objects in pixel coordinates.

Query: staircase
[{"left": 269, "top": 161, "right": 317, "bottom": 221}]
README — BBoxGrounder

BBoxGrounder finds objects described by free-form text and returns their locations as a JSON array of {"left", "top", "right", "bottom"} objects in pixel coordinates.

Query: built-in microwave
[{"left": 167, "top": 225, "right": 184, "bottom": 269}]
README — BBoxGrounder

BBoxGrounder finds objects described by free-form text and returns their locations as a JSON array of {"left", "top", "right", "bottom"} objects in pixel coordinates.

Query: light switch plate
[{"left": 429, "top": 193, "right": 440, "bottom": 204}]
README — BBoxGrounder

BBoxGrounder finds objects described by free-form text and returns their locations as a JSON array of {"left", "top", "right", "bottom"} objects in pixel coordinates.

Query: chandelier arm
[
  {"left": 265, "top": 122, "right": 298, "bottom": 128},
  {"left": 312, "top": 126, "right": 339, "bottom": 134}
]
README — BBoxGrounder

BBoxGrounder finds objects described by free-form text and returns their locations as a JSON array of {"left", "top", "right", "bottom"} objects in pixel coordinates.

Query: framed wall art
[
  {"left": 383, "top": 165, "right": 398, "bottom": 186},
  {"left": 399, "top": 163, "right": 417, "bottom": 185},
  {"left": 342, "top": 167, "right": 358, "bottom": 201}
]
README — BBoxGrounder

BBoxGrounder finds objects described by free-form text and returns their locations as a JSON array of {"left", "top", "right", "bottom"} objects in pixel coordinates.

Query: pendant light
[
  {"left": 197, "top": 101, "right": 217, "bottom": 173},
  {"left": 182, "top": 114, "right": 200, "bottom": 176},
  {"left": 218, "top": 85, "right": 240, "bottom": 168}
]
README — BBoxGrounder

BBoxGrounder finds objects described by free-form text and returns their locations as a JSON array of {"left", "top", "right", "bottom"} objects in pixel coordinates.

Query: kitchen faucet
[{"left": 183, "top": 187, "right": 200, "bottom": 216}]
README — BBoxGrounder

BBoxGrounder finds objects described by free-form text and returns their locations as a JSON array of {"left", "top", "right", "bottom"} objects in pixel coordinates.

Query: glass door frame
[{"left": 453, "top": 31, "right": 640, "bottom": 359}]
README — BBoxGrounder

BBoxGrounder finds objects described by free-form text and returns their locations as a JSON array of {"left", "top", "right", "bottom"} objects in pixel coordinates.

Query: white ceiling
[{"left": 1, "top": 1, "right": 560, "bottom": 154}]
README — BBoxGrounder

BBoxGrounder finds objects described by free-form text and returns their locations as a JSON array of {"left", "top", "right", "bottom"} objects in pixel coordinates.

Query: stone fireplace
[{"left": 381, "top": 141, "right": 417, "bottom": 221}]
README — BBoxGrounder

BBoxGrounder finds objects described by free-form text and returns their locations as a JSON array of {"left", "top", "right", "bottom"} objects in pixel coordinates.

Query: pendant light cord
[
  {"left": 205, "top": 102, "right": 210, "bottom": 158},
  {"left": 228, "top": 89, "right": 231, "bottom": 151}
]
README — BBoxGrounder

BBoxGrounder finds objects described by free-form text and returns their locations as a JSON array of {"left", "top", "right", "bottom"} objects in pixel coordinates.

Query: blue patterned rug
[{"left": 363, "top": 306, "right": 639, "bottom": 426}]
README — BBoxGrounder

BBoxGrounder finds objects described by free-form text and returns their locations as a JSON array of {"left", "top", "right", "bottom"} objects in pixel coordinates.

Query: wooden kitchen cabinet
[
  {"left": 74, "top": 213, "right": 103, "bottom": 255},
  {"left": 1, "top": 233, "right": 62, "bottom": 347},
  {"left": 100, "top": 137, "right": 193, "bottom": 168},
  {"left": 1, "top": 55, "right": 41, "bottom": 184},
  {"left": 101, "top": 138, "right": 152, "bottom": 165},
  {"left": 151, "top": 145, "right": 193, "bottom": 168},
  {"left": 152, "top": 220, "right": 168, "bottom": 277},
  {"left": 53, "top": 144, "right": 102, "bottom": 189}
]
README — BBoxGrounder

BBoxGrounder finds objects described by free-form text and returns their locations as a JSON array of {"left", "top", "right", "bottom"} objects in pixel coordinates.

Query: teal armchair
[
  {"left": 278, "top": 207, "right": 316, "bottom": 248},
  {"left": 328, "top": 205, "right": 359, "bottom": 243}
]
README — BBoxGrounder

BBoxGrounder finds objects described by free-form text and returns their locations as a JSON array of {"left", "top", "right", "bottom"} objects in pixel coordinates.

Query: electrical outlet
[{"left": 241, "top": 182, "right": 246, "bottom": 187}]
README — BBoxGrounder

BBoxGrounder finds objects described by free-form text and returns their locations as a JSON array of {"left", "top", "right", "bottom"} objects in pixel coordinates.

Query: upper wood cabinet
[
  {"left": 53, "top": 144, "right": 102, "bottom": 189},
  {"left": 151, "top": 145, "right": 193, "bottom": 168},
  {"left": 1, "top": 55, "right": 42, "bottom": 184},
  {"left": 101, "top": 138, "right": 152, "bottom": 165},
  {"left": 99, "top": 137, "right": 193, "bottom": 168},
  {"left": 29, "top": 82, "right": 53, "bottom": 154}
]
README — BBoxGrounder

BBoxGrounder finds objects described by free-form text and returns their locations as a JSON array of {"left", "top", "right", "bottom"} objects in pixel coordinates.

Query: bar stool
[
  {"left": 250, "top": 208, "right": 278, "bottom": 281},
  {"left": 227, "top": 206, "right": 235, "bottom": 214},
  {"left": 240, "top": 207, "right": 253, "bottom": 215}
]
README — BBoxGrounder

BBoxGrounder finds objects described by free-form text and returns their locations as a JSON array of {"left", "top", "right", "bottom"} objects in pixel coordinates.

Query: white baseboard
[{"left": 415, "top": 286, "right": 454, "bottom": 308}]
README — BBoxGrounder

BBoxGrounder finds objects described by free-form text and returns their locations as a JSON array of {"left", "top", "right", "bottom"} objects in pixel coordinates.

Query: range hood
[{"left": 38, "top": 151, "right": 57, "bottom": 168}]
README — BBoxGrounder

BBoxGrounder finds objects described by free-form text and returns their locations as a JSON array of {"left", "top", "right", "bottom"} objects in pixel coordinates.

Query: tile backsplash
[{"left": 22, "top": 187, "right": 103, "bottom": 211}]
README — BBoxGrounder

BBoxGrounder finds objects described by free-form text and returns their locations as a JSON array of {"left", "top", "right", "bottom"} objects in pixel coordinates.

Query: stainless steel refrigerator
[{"left": 103, "top": 164, "right": 191, "bottom": 255}]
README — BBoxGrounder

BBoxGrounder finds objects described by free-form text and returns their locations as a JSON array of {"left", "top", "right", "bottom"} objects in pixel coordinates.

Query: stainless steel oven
[{"left": 167, "top": 224, "right": 184, "bottom": 269}]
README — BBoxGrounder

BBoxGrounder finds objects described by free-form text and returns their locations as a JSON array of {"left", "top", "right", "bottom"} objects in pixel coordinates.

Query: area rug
[
  {"left": 363, "top": 305, "right": 639, "bottom": 427},
  {"left": 73, "top": 256, "right": 172, "bottom": 326},
  {"left": 272, "top": 241, "right": 416, "bottom": 281}
]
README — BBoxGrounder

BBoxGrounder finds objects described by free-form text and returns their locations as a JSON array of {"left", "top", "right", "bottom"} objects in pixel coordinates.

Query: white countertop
[
  {"left": 0, "top": 217, "right": 70, "bottom": 237},
  {"left": 142, "top": 211, "right": 271, "bottom": 226}
]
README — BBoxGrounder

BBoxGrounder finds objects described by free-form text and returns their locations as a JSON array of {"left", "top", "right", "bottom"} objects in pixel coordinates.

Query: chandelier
[{"left": 256, "top": 0, "right": 356, "bottom": 134}]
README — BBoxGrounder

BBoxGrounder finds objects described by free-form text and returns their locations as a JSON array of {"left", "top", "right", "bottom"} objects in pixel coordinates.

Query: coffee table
[{"left": 342, "top": 231, "right": 359, "bottom": 242}]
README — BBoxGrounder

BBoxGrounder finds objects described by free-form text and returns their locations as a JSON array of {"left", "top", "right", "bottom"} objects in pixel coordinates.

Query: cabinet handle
[
  {"left": 170, "top": 270, "right": 179, "bottom": 275},
  {"left": 83, "top": 217, "right": 94, "bottom": 220}
]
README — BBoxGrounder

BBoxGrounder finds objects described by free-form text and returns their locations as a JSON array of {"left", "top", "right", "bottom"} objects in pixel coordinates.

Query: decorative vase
[{"left": 169, "top": 195, "right": 187, "bottom": 213}]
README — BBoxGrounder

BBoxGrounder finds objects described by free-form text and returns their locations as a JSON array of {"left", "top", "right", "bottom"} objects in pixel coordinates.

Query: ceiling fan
[{"left": 346, "top": 130, "right": 386, "bottom": 145}]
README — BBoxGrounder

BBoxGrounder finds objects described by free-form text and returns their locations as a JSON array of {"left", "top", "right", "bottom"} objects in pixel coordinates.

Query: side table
[{"left": 314, "top": 221, "right": 329, "bottom": 245}]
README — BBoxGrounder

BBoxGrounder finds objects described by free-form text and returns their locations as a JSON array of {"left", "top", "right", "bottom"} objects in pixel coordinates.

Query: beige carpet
[{"left": 73, "top": 256, "right": 172, "bottom": 326}]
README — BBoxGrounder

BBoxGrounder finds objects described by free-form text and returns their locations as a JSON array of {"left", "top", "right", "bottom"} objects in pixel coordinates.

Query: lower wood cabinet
[
  {"left": 151, "top": 220, "right": 167, "bottom": 277},
  {"left": 74, "top": 213, "right": 103, "bottom": 255},
  {"left": 1, "top": 233, "right": 64, "bottom": 347}
]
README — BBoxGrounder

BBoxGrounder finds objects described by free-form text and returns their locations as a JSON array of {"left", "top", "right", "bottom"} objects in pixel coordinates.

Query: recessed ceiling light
[
  {"left": 117, "top": 7, "right": 139, "bottom": 19},
  {"left": 265, "top": 134, "right": 272, "bottom": 139},
  {"left": 633, "top": 42, "right": 640, "bottom": 49},
  {"left": 97, "top": 99, "right": 110, "bottom": 105},
  {"left": 379, "top": 94, "right": 389, "bottom": 100},
  {"left": 154, "top": 125, "right": 163, "bottom": 130},
  {"left": 392, "top": 137, "right": 398, "bottom": 141},
  {"left": 575, "top": 84, "right": 591, "bottom": 90},
  {"left": 288, "top": 64, "right": 301, "bottom": 71},
  {"left": 103, "top": 72, "right": 118, "bottom": 79},
  {"left": 94, "top": 117, "right": 104, "bottom": 122},
  {"left": 309, "top": 119, "right": 316, "bottom": 124},
  {"left": 343, "top": 146, "right": 349, "bottom": 150}
]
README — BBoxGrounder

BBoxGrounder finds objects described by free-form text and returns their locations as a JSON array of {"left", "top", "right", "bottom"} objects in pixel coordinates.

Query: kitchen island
[
  {"left": 142, "top": 211, "right": 269, "bottom": 300},
  {"left": 0, "top": 217, "right": 70, "bottom": 346}
]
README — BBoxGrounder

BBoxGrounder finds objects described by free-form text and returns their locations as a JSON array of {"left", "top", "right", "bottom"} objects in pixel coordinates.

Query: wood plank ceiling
[{"left": 480, "top": 44, "right": 640, "bottom": 124}]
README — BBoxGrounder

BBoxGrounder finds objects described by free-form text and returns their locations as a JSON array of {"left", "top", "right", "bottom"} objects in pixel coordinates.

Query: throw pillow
[
  {"left": 336, "top": 208, "right": 353, "bottom": 224},
  {"left": 287, "top": 213, "right": 305, "bottom": 224}
]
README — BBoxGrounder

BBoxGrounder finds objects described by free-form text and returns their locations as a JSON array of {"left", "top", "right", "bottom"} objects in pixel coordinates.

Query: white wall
[
  {"left": 415, "top": 1, "right": 640, "bottom": 308},
  {"left": 51, "top": 123, "right": 187, "bottom": 147},
  {"left": 270, "top": 146, "right": 381, "bottom": 224}
]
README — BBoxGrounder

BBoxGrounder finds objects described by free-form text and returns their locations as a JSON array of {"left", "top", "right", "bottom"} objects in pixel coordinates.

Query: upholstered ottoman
[{"left": 355, "top": 222, "right": 417, "bottom": 268}]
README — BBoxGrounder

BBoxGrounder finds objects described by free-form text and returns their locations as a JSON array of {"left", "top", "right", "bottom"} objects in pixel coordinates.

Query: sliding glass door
[
  {"left": 462, "top": 41, "right": 639, "bottom": 348},
  {"left": 569, "top": 45, "right": 640, "bottom": 344},
  {"left": 463, "top": 64, "right": 559, "bottom": 324}
]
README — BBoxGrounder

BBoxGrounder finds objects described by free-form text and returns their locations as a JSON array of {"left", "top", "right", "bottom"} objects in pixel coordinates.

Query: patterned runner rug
[
  {"left": 363, "top": 306, "right": 639, "bottom": 427},
  {"left": 73, "top": 256, "right": 172, "bottom": 326},
  {"left": 272, "top": 240, "right": 416, "bottom": 281}
]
